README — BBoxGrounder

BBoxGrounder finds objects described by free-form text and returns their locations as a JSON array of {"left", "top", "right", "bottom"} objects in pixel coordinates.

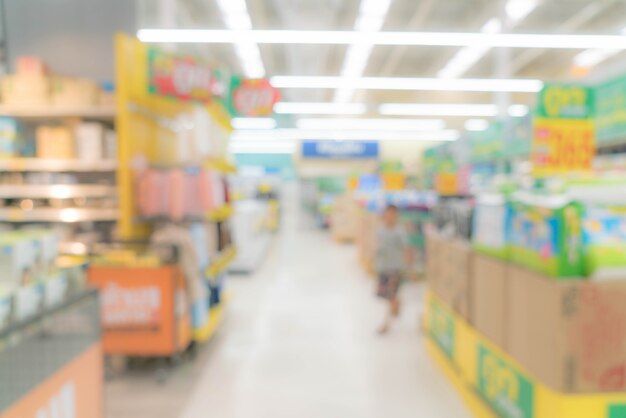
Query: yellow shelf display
[
  {"left": 424, "top": 291, "right": 626, "bottom": 418},
  {"left": 205, "top": 247, "right": 237, "bottom": 279},
  {"left": 192, "top": 295, "right": 230, "bottom": 343}
]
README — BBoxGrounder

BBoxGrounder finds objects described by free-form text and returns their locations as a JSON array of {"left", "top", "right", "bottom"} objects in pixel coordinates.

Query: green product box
[
  {"left": 508, "top": 193, "right": 584, "bottom": 278},
  {"left": 582, "top": 205, "right": 626, "bottom": 279},
  {"left": 472, "top": 194, "right": 511, "bottom": 260},
  {"left": 429, "top": 297, "right": 455, "bottom": 361}
]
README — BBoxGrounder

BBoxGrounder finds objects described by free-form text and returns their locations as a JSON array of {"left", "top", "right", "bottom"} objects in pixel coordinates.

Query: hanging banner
[
  {"left": 147, "top": 48, "right": 228, "bottom": 103},
  {"left": 226, "top": 77, "right": 280, "bottom": 117},
  {"left": 531, "top": 118, "right": 595, "bottom": 176},
  {"left": 536, "top": 84, "right": 594, "bottom": 119},
  {"left": 594, "top": 75, "right": 626, "bottom": 145}
]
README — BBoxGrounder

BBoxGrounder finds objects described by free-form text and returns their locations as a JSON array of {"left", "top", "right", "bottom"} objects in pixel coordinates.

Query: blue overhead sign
[{"left": 301, "top": 140, "right": 379, "bottom": 159}]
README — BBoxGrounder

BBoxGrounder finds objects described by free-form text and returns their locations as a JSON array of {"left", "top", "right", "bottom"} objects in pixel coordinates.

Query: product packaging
[
  {"left": 1, "top": 75, "right": 50, "bottom": 107},
  {"left": 74, "top": 122, "right": 104, "bottom": 161},
  {"left": 472, "top": 193, "right": 511, "bottom": 260},
  {"left": 508, "top": 192, "right": 584, "bottom": 278},
  {"left": 0, "top": 286, "right": 13, "bottom": 329},
  {"left": 0, "top": 117, "right": 21, "bottom": 159},
  {"left": 470, "top": 252, "right": 508, "bottom": 348},
  {"left": 0, "top": 235, "right": 37, "bottom": 288},
  {"left": 43, "top": 272, "right": 69, "bottom": 308},
  {"left": 14, "top": 282, "right": 44, "bottom": 321},
  {"left": 51, "top": 77, "right": 98, "bottom": 107},
  {"left": 582, "top": 205, "right": 626, "bottom": 279},
  {"left": 506, "top": 264, "right": 626, "bottom": 393},
  {"left": 36, "top": 126, "right": 75, "bottom": 159}
]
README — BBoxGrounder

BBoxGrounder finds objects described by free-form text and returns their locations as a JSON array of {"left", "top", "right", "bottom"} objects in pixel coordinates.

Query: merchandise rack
[
  {"left": 424, "top": 291, "right": 626, "bottom": 418},
  {"left": 0, "top": 158, "right": 117, "bottom": 172},
  {"left": 0, "top": 207, "right": 119, "bottom": 223},
  {"left": 0, "top": 105, "right": 116, "bottom": 120}
]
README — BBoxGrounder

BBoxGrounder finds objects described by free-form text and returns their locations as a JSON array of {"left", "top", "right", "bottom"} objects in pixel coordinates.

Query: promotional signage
[
  {"left": 469, "top": 122, "right": 505, "bottom": 163},
  {"left": 147, "top": 48, "right": 228, "bottom": 104},
  {"left": 595, "top": 75, "right": 626, "bottom": 145},
  {"left": 477, "top": 344, "right": 535, "bottom": 418},
  {"left": 226, "top": 77, "right": 280, "bottom": 117},
  {"left": 302, "top": 140, "right": 379, "bottom": 159},
  {"left": 536, "top": 84, "right": 594, "bottom": 119},
  {"left": 609, "top": 404, "right": 626, "bottom": 418},
  {"left": 429, "top": 298, "right": 455, "bottom": 361},
  {"left": 2, "top": 345, "right": 103, "bottom": 418},
  {"left": 504, "top": 115, "right": 532, "bottom": 158},
  {"left": 101, "top": 283, "right": 162, "bottom": 329},
  {"left": 531, "top": 118, "right": 595, "bottom": 176}
]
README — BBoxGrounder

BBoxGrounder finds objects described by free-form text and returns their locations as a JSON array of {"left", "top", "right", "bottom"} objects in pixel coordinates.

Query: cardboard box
[
  {"left": 506, "top": 264, "right": 626, "bottom": 393},
  {"left": 471, "top": 253, "right": 507, "bottom": 348},
  {"left": 1, "top": 74, "right": 50, "bottom": 107},
  {"left": 427, "top": 233, "right": 473, "bottom": 321}
]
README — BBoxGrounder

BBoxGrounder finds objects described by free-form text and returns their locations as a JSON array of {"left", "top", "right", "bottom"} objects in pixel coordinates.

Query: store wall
[{"left": 3, "top": 0, "right": 137, "bottom": 82}]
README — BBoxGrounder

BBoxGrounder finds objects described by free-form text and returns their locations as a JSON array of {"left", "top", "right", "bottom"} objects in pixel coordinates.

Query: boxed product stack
[
  {"left": 0, "top": 229, "right": 80, "bottom": 328},
  {"left": 330, "top": 194, "right": 360, "bottom": 243}
]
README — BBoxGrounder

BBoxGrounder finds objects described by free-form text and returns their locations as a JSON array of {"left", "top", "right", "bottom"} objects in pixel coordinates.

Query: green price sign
[
  {"left": 477, "top": 344, "right": 535, "bottom": 418},
  {"left": 536, "top": 84, "right": 593, "bottom": 119},
  {"left": 609, "top": 404, "right": 626, "bottom": 418},
  {"left": 595, "top": 75, "right": 626, "bottom": 145},
  {"left": 429, "top": 298, "right": 455, "bottom": 361}
]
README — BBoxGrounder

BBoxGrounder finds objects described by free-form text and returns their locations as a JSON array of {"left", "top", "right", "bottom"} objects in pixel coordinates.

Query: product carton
[
  {"left": 16, "top": 56, "right": 47, "bottom": 77},
  {"left": 1, "top": 74, "right": 50, "bottom": 107},
  {"left": 506, "top": 264, "right": 626, "bottom": 393},
  {"left": 0, "top": 285, "right": 13, "bottom": 329},
  {"left": 0, "top": 235, "right": 37, "bottom": 288},
  {"left": 472, "top": 193, "right": 511, "bottom": 259},
  {"left": 437, "top": 238, "right": 473, "bottom": 320},
  {"left": 509, "top": 192, "right": 584, "bottom": 278},
  {"left": 51, "top": 77, "right": 98, "bottom": 107},
  {"left": 582, "top": 205, "right": 626, "bottom": 279},
  {"left": 36, "top": 126, "right": 75, "bottom": 159},
  {"left": 425, "top": 230, "right": 445, "bottom": 295},
  {"left": 471, "top": 253, "right": 507, "bottom": 348},
  {"left": 0, "top": 117, "right": 21, "bottom": 159}
]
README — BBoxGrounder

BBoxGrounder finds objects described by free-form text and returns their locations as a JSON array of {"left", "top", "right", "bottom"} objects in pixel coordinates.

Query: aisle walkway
[
  {"left": 179, "top": 199, "right": 471, "bottom": 418},
  {"left": 106, "top": 192, "right": 472, "bottom": 417}
]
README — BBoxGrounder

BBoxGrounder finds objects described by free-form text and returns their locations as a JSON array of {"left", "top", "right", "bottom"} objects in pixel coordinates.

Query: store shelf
[
  {"left": 206, "top": 247, "right": 237, "bottom": 279},
  {"left": 424, "top": 291, "right": 626, "bottom": 418},
  {"left": 207, "top": 205, "right": 234, "bottom": 221},
  {"left": 204, "top": 158, "right": 237, "bottom": 174},
  {"left": 0, "top": 105, "right": 116, "bottom": 120},
  {"left": 0, "top": 159, "right": 117, "bottom": 172},
  {"left": 192, "top": 296, "right": 229, "bottom": 343},
  {"left": 0, "top": 184, "right": 117, "bottom": 199},
  {"left": 0, "top": 207, "right": 119, "bottom": 223},
  {"left": 149, "top": 159, "right": 237, "bottom": 175}
]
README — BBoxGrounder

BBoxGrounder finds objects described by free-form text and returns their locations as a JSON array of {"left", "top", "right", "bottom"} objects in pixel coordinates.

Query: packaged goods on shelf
[
  {"left": 0, "top": 286, "right": 12, "bottom": 328},
  {"left": 50, "top": 77, "right": 99, "bottom": 107},
  {"left": 331, "top": 195, "right": 360, "bottom": 243},
  {"left": 74, "top": 122, "right": 105, "bottom": 161},
  {"left": 0, "top": 235, "right": 37, "bottom": 287},
  {"left": 432, "top": 197, "right": 474, "bottom": 240},
  {"left": 471, "top": 253, "right": 508, "bottom": 347},
  {"left": 16, "top": 56, "right": 48, "bottom": 77},
  {"left": 509, "top": 192, "right": 584, "bottom": 278},
  {"left": 1, "top": 74, "right": 50, "bottom": 107},
  {"left": 13, "top": 282, "right": 44, "bottom": 321},
  {"left": 472, "top": 193, "right": 511, "bottom": 260},
  {"left": 506, "top": 264, "right": 626, "bottom": 393},
  {"left": 580, "top": 201, "right": 626, "bottom": 279},
  {"left": 36, "top": 126, "right": 75, "bottom": 159},
  {"left": 0, "top": 117, "right": 21, "bottom": 158}
]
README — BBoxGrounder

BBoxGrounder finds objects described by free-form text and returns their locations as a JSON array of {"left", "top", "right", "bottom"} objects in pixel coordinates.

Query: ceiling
[{"left": 137, "top": 0, "right": 626, "bottom": 132}]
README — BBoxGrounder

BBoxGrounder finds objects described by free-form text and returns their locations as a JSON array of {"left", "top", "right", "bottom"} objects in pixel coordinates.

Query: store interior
[{"left": 3, "top": 0, "right": 626, "bottom": 417}]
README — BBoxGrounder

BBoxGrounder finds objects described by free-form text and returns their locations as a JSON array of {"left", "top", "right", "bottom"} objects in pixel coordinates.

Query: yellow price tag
[{"left": 532, "top": 118, "right": 595, "bottom": 176}]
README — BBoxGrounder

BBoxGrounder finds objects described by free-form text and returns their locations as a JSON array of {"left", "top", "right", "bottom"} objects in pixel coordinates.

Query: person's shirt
[{"left": 375, "top": 224, "right": 409, "bottom": 274}]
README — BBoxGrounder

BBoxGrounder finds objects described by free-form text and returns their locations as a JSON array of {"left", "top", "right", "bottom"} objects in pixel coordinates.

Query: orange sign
[
  {"left": 88, "top": 266, "right": 191, "bottom": 356},
  {"left": 435, "top": 173, "right": 459, "bottom": 196},
  {"left": 382, "top": 173, "right": 406, "bottom": 191},
  {"left": 532, "top": 118, "right": 595, "bottom": 176},
  {"left": 1, "top": 344, "right": 103, "bottom": 418}
]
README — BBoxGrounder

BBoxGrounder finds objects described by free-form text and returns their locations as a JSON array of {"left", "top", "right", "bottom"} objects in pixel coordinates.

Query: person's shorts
[{"left": 376, "top": 272, "right": 402, "bottom": 300}]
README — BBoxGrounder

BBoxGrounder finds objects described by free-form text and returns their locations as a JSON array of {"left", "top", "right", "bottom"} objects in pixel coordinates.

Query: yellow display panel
[{"left": 424, "top": 291, "right": 626, "bottom": 418}]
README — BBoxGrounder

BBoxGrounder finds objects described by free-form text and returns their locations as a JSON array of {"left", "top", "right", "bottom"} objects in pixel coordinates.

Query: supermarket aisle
[{"left": 178, "top": 189, "right": 471, "bottom": 418}]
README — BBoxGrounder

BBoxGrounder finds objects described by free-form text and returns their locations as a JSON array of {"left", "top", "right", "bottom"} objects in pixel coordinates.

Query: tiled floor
[{"left": 106, "top": 192, "right": 471, "bottom": 418}]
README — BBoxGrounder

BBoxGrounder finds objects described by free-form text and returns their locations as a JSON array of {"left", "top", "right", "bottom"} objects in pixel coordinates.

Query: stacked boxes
[{"left": 427, "top": 231, "right": 626, "bottom": 394}]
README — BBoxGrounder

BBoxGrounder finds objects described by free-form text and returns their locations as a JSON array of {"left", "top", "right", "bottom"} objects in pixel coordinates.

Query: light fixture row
[{"left": 137, "top": 29, "right": 626, "bottom": 50}]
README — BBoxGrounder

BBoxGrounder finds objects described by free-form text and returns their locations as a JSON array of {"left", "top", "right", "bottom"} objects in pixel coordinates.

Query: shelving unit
[
  {"left": 0, "top": 184, "right": 117, "bottom": 199},
  {"left": 0, "top": 207, "right": 119, "bottom": 223},
  {"left": 0, "top": 159, "right": 117, "bottom": 172},
  {"left": 0, "top": 105, "right": 116, "bottom": 120}
]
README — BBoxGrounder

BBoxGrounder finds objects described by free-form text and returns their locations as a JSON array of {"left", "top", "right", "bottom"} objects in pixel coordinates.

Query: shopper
[{"left": 375, "top": 204, "right": 412, "bottom": 334}]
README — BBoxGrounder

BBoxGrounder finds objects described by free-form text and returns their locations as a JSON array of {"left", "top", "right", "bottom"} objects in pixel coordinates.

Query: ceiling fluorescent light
[
  {"left": 229, "top": 141, "right": 296, "bottom": 154},
  {"left": 379, "top": 103, "right": 499, "bottom": 117},
  {"left": 334, "top": 0, "right": 392, "bottom": 103},
  {"left": 508, "top": 104, "right": 530, "bottom": 117},
  {"left": 465, "top": 119, "right": 490, "bottom": 131},
  {"left": 231, "top": 129, "right": 459, "bottom": 142},
  {"left": 232, "top": 118, "right": 277, "bottom": 130},
  {"left": 573, "top": 28, "right": 626, "bottom": 68},
  {"left": 274, "top": 102, "right": 367, "bottom": 115},
  {"left": 296, "top": 118, "right": 445, "bottom": 131},
  {"left": 270, "top": 76, "right": 544, "bottom": 93},
  {"left": 507, "top": 0, "right": 538, "bottom": 23},
  {"left": 137, "top": 30, "right": 626, "bottom": 50}
]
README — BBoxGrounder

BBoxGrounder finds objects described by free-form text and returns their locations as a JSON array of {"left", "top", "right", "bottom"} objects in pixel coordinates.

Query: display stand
[
  {"left": 0, "top": 290, "right": 103, "bottom": 418},
  {"left": 424, "top": 291, "right": 626, "bottom": 418}
]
